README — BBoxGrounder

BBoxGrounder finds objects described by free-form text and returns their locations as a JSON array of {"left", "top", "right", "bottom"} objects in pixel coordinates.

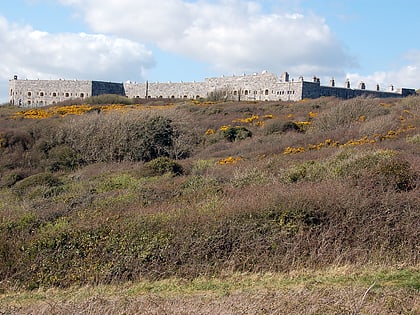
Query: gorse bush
[
  {"left": 264, "top": 120, "right": 300, "bottom": 135},
  {"left": 144, "top": 157, "right": 183, "bottom": 176},
  {"left": 220, "top": 126, "right": 252, "bottom": 142},
  {"left": 54, "top": 112, "right": 193, "bottom": 163}
]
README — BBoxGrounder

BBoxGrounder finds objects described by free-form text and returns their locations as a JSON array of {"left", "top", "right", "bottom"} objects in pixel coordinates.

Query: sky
[{"left": 1, "top": 0, "right": 420, "bottom": 103}]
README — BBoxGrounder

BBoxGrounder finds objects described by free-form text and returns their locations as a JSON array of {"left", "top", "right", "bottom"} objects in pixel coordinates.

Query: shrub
[
  {"left": 311, "top": 97, "right": 390, "bottom": 132},
  {"left": 84, "top": 94, "right": 134, "bottom": 105},
  {"left": 207, "top": 88, "right": 229, "bottom": 102},
  {"left": 221, "top": 126, "right": 252, "bottom": 142},
  {"left": 144, "top": 157, "right": 183, "bottom": 176},
  {"left": 12, "top": 172, "right": 63, "bottom": 197},
  {"left": 406, "top": 134, "right": 420, "bottom": 144},
  {"left": 264, "top": 120, "right": 300, "bottom": 135},
  {"left": 55, "top": 113, "right": 187, "bottom": 163},
  {"left": 46, "top": 145, "right": 81, "bottom": 172},
  {"left": 373, "top": 158, "right": 418, "bottom": 192}
]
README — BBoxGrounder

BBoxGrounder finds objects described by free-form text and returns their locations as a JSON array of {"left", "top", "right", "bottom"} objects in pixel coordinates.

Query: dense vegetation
[{"left": 0, "top": 96, "right": 419, "bottom": 313}]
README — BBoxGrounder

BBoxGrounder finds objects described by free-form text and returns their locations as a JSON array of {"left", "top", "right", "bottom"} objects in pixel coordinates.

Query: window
[
  {"left": 27, "top": 91, "right": 32, "bottom": 97},
  {"left": 244, "top": 90, "right": 249, "bottom": 95},
  {"left": 80, "top": 93, "right": 84, "bottom": 98},
  {"left": 40, "top": 92, "right": 44, "bottom": 97},
  {"left": 52, "top": 92, "right": 57, "bottom": 97},
  {"left": 10, "top": 89, "right": 13, "bottom": 96},
  {"left": 65, "top": 93, "right": 70, "bottom": 97},
  {"left": 265, "top": 89, "right": 269, "bottom": 95},
  {"left": 234, "top": 91, "right": 238, "bottom": 96}
]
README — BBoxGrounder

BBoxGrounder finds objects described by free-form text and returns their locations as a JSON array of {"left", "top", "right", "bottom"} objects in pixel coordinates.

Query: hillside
[{"left": 0, "top": 96, "right": 419, "bottom": 314}]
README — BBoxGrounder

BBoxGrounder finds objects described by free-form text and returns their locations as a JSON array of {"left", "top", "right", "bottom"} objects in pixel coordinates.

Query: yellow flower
[
  {"left": 218, "top": 156, "right": 242, "bottom": 164},
  {"left": 283, "top": 146, "right": 305, "bottom": 154},
  {"left": 205, "top": 128, "right": 216, "bottom": 136}
]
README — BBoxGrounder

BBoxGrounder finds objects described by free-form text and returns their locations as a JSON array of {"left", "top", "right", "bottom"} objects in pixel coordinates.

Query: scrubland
[{"left": 0, "top": 96, "right": 419, "bottom": 314}]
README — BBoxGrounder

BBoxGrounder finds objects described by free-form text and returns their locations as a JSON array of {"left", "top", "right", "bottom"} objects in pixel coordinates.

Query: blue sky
[{"left": 1, "top": 0, "right": 419, "bottom": 102}]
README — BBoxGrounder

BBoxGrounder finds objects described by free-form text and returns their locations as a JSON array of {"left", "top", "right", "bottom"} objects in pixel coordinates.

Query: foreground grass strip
[{"left": 1, "top": 267, "right": 418, "bottom": 307}]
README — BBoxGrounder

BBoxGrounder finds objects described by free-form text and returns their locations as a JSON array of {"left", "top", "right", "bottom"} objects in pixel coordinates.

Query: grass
[
  {"left": 1, "top": 267, "right": 418, "bottom": 314},
  {"left": 0, "top": 96, "right": 419, "bottom": 313}
]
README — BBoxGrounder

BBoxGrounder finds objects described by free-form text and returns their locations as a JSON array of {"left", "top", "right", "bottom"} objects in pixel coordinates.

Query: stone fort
[{"left": 8, "top": 71, "right": 416, "bottom": 107}]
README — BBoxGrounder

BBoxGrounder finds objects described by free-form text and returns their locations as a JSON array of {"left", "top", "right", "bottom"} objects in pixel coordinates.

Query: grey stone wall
[
  {"left": 9, "top": 79, "right": 92, "bottom": 107},
  {"left": 8, "top": 72, "right": 416, "bottom": 107},
  {"left": 124, "top": 72, "right": 305, "bottom": 102}
]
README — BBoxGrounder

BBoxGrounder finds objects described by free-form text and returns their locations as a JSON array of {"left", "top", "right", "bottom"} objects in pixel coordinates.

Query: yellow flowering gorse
[
  {"left": 218, "top": 156, "right": 242, "bottom": 165},
  {"left": 11, "top": 103, "right": 176, "bottom": 119}
]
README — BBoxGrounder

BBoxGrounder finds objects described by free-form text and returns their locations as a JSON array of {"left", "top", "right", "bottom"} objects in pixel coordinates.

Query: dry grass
[
  {"left": 2, "top": 267, "right": 419, "bottom": 314},
  {"left": 0, "top": 96, "right": 419, "bottom": 313}
]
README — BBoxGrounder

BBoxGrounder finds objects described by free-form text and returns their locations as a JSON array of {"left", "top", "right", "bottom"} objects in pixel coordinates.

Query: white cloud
[
  {"left": 0, "top": 16, "right": 154, "bottom": 86},
  {"left": 59, "top": 0, "right": 356, "bottom": 79},
  {"left": 346, "top": 50, "right": 420, "bottom": 90}
]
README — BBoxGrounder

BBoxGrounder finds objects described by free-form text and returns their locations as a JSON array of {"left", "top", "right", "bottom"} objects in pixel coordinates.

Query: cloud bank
[
  {"left": 0, "top": 16, "right": 154, "bottom": 83},
  {"left": 59, "top": 0, "right": 356, "bottom": 79}
]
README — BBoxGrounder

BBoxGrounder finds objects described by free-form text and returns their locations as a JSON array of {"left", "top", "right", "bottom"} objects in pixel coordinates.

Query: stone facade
[
  {"left": 8, "top": 76, "right": 125, "bottom": 107},
  {"left": 8, "top": 72, "right": 416, "bottom": 107}
]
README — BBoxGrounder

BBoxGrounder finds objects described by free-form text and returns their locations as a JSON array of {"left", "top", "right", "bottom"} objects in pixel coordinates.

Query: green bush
[
  {"left": 12, "top": 172, "right": 63, "bottom": 197},
  {"left": 374, "top": 158, "right": 417, "bottom": 192},
  {"left": 144, "top": 157, "right": 183, "bottom": 176},
  {"left": 221, "top": 126, "right": 252, "bottom": 142},
  {"left": 46, "top": 145, "right": 81, "bottom": 172},
  {"left": 264, "top": 120, "right": 300, "bottom": 135}
]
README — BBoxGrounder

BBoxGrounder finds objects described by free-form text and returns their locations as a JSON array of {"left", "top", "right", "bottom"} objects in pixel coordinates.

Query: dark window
[{"left": 27, "top": 91, "right": 32, "bottom": 97}]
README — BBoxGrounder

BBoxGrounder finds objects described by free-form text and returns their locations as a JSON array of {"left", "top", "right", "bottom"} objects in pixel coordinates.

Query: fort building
[{"left": 8, "top": 72, "right": 416, "bottom": 107}]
